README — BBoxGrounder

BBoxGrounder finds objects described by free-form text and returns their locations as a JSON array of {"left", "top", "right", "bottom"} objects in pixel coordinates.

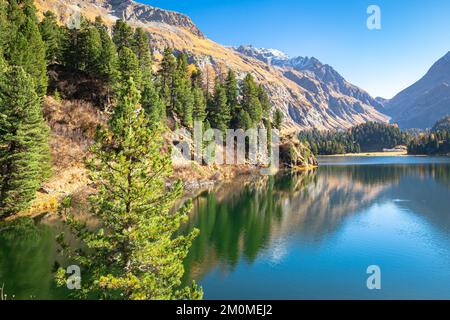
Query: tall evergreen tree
[
  {"left": 265, "top": 118, "right": 273, "bottom": 158},
  {"left": 190, "top": 68, "right": 203, "bottom": 89},
  {"left": 208, "top": 82, "right": 230, "bottom": 132},
  {"left": 242, "top": 74, "right": 262, "bottom": 126},
  {"left": 95, "top": 18, "right": 119, "bottom": 105},
  {"left": 112, "top": 19, "right": 133, "bottom": 52},
  {"left": 39, "top": 11, "right": 66, "bottom": 65},
  {"left": 273, "top": 109, "right": 283, "bottom": 130},
  {"left": 0, "top": 1, "right": 9, "bottom": 56},
  {"left": 237, "top": 109, "right": 252, "bottom": 130},
  {"left": 63, "top": 18, "right": 82, "bottom": 70},
  {"left": 173, "top": 53, "right": 194, "bottom": 127},
  {"left": 132, "top": 27, "right": 152, "bottom": 83},
  {"left": 225, "top": 70, "right": 240, "bottom": 127},
  {"left": 5, "top": 0, "right": 48, "bottom": 98},
  {"left": 158, "top": 47, "right": 177, "bottom": 111},
  {"left": 94, "top": 19, "right": 118, "bottom": 75},
  {"left": 141, "top": 76, "right": 165, "bottom": 126},
  {"left": 258, "top": 84, "right": 271, "bottom": 115},
  {"left": 56, "top": 79, "right": 202, "bottom": 300},
  {"left": 118, "top": 47, "right": 142, "bottom": 86},
  {"left": 0, "top": 66, "right": 50, "bottom": 218},
  {"left": 192, "top": 86, "right": 207, "bottom": 123},
  {"left": 97, "top": 24, "right": 118, "bottom": 79},
  {"left": 78, "top": 25, "right": 102, "bottom": 74}
]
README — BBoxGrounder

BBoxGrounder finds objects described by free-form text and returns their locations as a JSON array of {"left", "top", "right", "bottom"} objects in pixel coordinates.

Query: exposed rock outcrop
[{"left": 279, "top": 136, "right": 318, "bottom": 169}]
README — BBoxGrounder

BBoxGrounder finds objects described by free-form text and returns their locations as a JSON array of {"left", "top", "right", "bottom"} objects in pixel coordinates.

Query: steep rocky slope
[
  {"left": 35, "top": 0, "right": 389, "bottom": 132},
  {"left": 383, "top": 52, "right": 450, "bottom": 129},
  {"left": 432, "top": 115, "right": 450, "bottom": 132},
  {"left": 235, "top": 45, "right": 388, "bottom": 128}
]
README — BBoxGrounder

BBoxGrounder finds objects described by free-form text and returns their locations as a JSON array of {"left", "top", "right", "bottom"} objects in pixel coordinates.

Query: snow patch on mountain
[
  {"left": 234, "top": 45, "right": 325, "bottom": 70},
  {"left": 233, "top": 45, "right": 289, "bottom": 66}
]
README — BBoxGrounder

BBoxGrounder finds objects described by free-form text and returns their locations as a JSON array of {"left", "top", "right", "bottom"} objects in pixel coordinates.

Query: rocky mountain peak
[
  {"left": 423, "top": 51, "right": 450, "bottom": 84},
  {"left": 106, "top": 0, "right": 204, "bottom": 38},
  {"left": 235, "top": 45, "right": 384, "bottom": 114},
  {"left": 384, "top": 51, "right": 450, "bottom": 129},
  {"left": 233, "top": 45, "right": 290, "bottom": 65},
  {"left": 37, "top": 0, "right": 204, "bottom": 38},
  {"left": 234, "top": 46, "right": 341, "bottom": 81},
  {"left": 283, "top": 56, "right": 321, "bottom": 69}
]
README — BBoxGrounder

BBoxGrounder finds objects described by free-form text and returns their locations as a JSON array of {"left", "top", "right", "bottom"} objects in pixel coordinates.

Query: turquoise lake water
[
  {"left": 1, "top": 156, "right": 450, "bottom": 299},
  {"left": 182, "top": 156, "right": 450, "bottom": 299}
]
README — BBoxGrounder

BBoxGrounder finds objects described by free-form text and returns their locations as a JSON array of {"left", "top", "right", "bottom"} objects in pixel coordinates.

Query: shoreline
[
  {"left": 319, "top": 152, "right": 450, "bottom": 158},
  {"left": 319, "top": 151, "right": 409, "bottom": 157}
]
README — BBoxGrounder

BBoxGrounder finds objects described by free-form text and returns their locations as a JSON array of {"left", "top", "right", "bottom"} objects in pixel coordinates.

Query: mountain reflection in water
[{"left": 183, "top": 162, "right": 450, "bottom": 299}]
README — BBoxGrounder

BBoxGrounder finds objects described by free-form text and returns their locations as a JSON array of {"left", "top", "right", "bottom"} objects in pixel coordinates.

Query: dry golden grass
[
  {"left": 44, "top": 97, "right": 106, "bottom": 171},
  {"left": 14, "top": 196, "right": 59, "bottom": 219},
  {"left": 16, "top": 97, "right": 106, "bottom": 218}
]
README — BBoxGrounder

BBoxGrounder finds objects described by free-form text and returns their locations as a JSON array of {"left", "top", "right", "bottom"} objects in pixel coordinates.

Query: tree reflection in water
[{"left": 182, "top": 163, "right": 450, "bottom": 284}]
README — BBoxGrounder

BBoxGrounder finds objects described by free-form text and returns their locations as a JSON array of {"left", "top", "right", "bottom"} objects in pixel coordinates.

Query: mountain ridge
[
  {"left": 384, "top": 51, "right": 450, "bottom": 129},
  {"left": 234, "top": 45, "right": 387, "bottom": 123},
  {"left": 35, "top": 0, "right": 389, "bottom": 132}
]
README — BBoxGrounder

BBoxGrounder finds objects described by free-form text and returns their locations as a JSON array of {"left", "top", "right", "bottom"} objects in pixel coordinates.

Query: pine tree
[
  {"left": 190, "top": 68, "right": 203, "bottom": 89},
  {"left": 0, "top": 1, "right": 9, "bottom": 57},
  {"left": 209, "top": 82, "right": 230, "bottom": 132},
  {"left": 158, "top": 47, "right": 177, "bottom": 111},
  {"left": 79, "top": 25, "right": 102, "bottom": 74},
  {"left": 56, "top": 79, "right": 202, "bottom": 300},
  {"left": 237, "top": 109, "right": 252, "bottom": 130},
  {"left": 112, "top": 19, "right": 133, "bottom": 52},
  {"left": 266, "top": 119, "right": 273, "bottom": 158},
  {"left": 173, "top": 53, "right": 194, "bottom": 127},
  {"left": 95, "top": 18, "right": 119, "bottom": 106},
  {"left": 132, "top": 27, "right": 152, "bottom": 83},
  {"left": 192, "top": 86, "right": 206, "bottom": 123},
  {"left": 118, "top": 47, "right": 142, "bottom": 86},
  {"left": 258, "top": 84, "right": 271, "bottom": 115},
  {"left": 225, "top": 70, "right": 240, "bottom": 127},
  {"left": 5, "top": 0, "right": 48, "bottom": 98},
  {"left": 182, "top": 98, "right": 194, "bottom": 128},
  {"left": 274, "top": 109, "right": 283, "bottom": 130},
  {"left": 242, "top": 74, "right": 262, "bottom": 126},
  {"left": 98, "top": 26, "right": 119, "bottom": 80},
  {"left": 39, "top": 11, "right": 66, "bottom": 65},
  {"left": 63, "top": 19, "right": 82, "bottom": 70},
  {"left": 141, "top": 77, "right": 165, "bottom": 126},
  {"left": 0, "top": 66, "right": 50, "bottom": 218}
]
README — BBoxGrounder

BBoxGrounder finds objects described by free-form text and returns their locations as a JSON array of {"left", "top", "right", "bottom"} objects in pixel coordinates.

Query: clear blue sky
[{"left": 142, "top": 0, "right": 450, "bottom": 99}]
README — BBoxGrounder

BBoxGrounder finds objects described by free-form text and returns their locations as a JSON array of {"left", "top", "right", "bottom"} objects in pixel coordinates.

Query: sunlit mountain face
[
  {"left": 383, "top": 52, "right": 450, "bottom": 129},
  {"left": 34, "top": 0, "right": 389, "bottom": 132}
]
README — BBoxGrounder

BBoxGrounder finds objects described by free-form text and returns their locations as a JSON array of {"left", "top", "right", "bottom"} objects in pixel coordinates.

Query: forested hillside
[
  {"left": 0, "top": 0, "right": 282, "bottom": 220},
  {"left": 298, "top": 122, "right": 410, "bottom": 155},
  {"left": 34, "top": 0, "right": 390, "bottom": 132},
  {"left": 0, "top": 0, "right": 291, "bottom": 300},
  {"left": 408, "top": 116, "right": 450, "bottom": 155}
]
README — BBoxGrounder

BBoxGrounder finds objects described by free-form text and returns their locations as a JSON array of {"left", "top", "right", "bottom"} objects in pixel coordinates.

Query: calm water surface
[
  {"left": 183, "top": 156, "right": 450, "bottom": 299},
  {"left": 1, "top": 156, "right": 450, "bottom": 299}
]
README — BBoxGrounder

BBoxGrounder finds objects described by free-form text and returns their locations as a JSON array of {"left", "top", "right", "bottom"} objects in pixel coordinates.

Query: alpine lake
[{"left": 1, "top": 156, "right": 450, "bottom": 299}]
